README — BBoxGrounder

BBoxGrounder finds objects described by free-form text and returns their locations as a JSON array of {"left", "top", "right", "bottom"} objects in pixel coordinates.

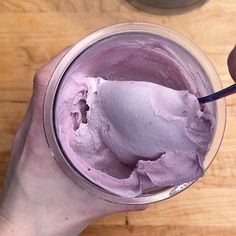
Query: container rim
[{"left": 43, "top": 22, "right": 226, "bottom": 204}]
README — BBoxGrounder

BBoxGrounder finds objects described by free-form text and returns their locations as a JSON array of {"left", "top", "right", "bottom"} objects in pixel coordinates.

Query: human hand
[
  {"left": 0, "top": 46, "right": 146, "bottom": 236},
  {"left": 228, "top": 45, "right": 236, "bottom": 82}
]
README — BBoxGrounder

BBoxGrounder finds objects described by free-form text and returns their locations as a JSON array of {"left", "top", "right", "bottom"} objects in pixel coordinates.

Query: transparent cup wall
[{"left": 44, "top": 23, "right": 226, "bottom": 204}]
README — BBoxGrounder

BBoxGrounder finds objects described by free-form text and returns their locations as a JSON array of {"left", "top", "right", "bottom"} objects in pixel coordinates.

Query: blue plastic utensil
[{"left": 198, "top": 83, "right": 236, "bottom": 104}]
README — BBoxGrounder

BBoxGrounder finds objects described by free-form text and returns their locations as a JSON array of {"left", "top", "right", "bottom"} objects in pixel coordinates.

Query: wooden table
[{"left": 0, "top": 0, "right": 236, "bottom": 235}]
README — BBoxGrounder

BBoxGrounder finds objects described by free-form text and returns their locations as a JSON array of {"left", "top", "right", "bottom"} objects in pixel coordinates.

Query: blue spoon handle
[{"left": 198, "top": 83, "right": 236, "bottom": 104}]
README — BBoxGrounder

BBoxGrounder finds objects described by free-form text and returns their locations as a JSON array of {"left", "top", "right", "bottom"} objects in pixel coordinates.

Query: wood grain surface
[{"left": 0, "top": 0, "right": 236, "bottom": 235}]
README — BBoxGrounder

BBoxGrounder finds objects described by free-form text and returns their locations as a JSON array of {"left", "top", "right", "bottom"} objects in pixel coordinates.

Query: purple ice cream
[{"left": 55, "top": 33, "right": 215, "bottom": 197}]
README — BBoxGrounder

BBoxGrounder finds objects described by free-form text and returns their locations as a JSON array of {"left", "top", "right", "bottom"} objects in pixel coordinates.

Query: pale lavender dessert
[{"left": 55, "top": 33, "right": 215, "bottom": 197}]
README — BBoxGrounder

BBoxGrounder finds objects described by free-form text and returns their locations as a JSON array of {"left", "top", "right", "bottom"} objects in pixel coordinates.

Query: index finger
[{"left": 33, "top": 45, "right": 74, "bottom": 96}]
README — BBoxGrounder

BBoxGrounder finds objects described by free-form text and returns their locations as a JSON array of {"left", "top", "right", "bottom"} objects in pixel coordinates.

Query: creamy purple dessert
[{"left": 55, "top": 33, "right": 215, "bottom": 197}]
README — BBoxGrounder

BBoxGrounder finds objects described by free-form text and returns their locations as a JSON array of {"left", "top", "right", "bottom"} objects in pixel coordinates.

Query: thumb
[{"left": 227, "top": 45, "right": 236, "bottom": 83}]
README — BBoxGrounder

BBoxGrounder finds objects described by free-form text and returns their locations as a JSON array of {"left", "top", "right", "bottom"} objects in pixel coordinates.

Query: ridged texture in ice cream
[{"left": 56, "top": 76, "right": 213, "bottom": 197}]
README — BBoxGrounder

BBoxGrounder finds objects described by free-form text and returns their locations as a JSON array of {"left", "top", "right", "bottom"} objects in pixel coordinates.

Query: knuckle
[
  {"left": 33, "top": 68, "right": 49, "bottom": 95},
  {"left": 34, "top": 68, "right": 46, "bottom": 84}
]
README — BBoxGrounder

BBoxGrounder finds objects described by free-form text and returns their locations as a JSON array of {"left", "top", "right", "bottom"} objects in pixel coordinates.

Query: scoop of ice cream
[
  {"left": 94, "top": 78, "right": 210, "bottom": 165},
  {"left": 56, "top": 76, "right": 213, "bottom": 197}
]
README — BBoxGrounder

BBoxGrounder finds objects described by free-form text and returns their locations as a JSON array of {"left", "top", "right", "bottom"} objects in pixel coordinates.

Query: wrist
[
  {"left": 0, "top": 194, "right": 47, "bottom": 236},
  {"left": 0, "top": 182, "right": 93, "bottom": 236},
  {"left": 0, "top": 205, "right": 34, "bottom": 236},
  {"left": 0, "top": 200, "right": 92, "bottom": 236}
]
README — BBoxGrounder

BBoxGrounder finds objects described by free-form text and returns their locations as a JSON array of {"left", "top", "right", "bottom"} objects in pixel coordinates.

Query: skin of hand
[
  {"left": 228, "top": 44, "right": 236, "bottom": 82},
  {"left": 0, "top": 46, "right": 146, "bottom": 236}
]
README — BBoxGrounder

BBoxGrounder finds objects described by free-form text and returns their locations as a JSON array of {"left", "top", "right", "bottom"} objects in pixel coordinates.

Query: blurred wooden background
[{"left": 0, "top": 0, "right": 236, "bottom": 235}]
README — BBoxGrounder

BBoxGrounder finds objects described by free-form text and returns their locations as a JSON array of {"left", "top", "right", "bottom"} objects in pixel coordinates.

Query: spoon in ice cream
[
  {"left": 198, "top": 83, "right": 236, "bottom": 104},
  {"left": 199, "top": 45, "right": 236, "bottom": 104}
]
